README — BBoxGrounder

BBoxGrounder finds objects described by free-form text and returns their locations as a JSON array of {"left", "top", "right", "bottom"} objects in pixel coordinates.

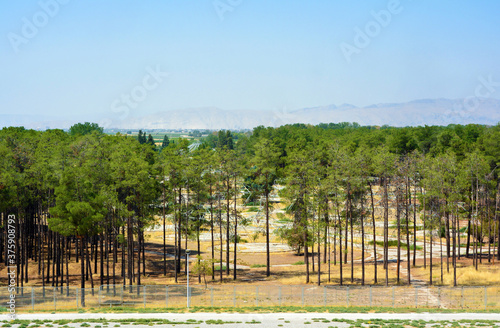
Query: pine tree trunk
[
  {"left": 233, "top": 174, "right": 237, "bottom": 281},
  {"left": 396, "top": 187, "right": 401, "bottom": 285},
  {"left": 317, "top": 205, "right": 321, "bottom": 286},
  {"left": 128, "top": 215, "right": 133, "bottom": 285},
  {"left": 100, "top": 234, "right": 104, "bottom": 286},
  {"left": 339, "top": 208, "right": 343, "bottom": 286},
  {"left": 466, "top": 202, "right": 472, "bottom": 257},
  {"left": 453, "top": 210, "right": 457, "bottom": 286},
  {"left": 369, "top": 183, "right": 377, "bottom": 284},
  {"left": 384, "top": 178, "right": 389, "bottom": 286},
  {"left": 137, "top": 231, "right": 141, "bottom": 286},
  {"left": 350, "top": 196, "right": 354, "bottom": 283},
  {"left": 198, "top": 222, "right": 201, "bottom": 284},
  {"left": 46, "top": 230, "right": 51, "bottom": 284},
  {"left": 266, "top": 191, "right": 270, "bottom": 277},
  {"left": 429, "top": 209, "right": 433, "bottom": 285},
  {"left": 163, "top": 185, "right": 167, "bottom": 276},
  {"left": 226, "top": 179, "right": 230, "bottom": 276},
  {"left": 121, "top": 226, "right": 125, "bottom": 284},
  {"left": 304, "top": 229, "right": 309, "bottom": 284},
  {"left": 413, "top": 177, "right": 417, "bottom": 267},
  {"left": 361, "top": 195, "right": 365, "bottom": 286},
  {"left": 496, "top": 181, "right": 500, "bottom": 261},
  {"left": 219, "top": 193, "right": 223, "bottom": 282},
  {"left": 210, "top": 185, "right": 215, "bottom": 280},
  {"left": 440, "top": 217, "right": 444, "bottom": 284},
  {"left": 142, "top": 230, "right": 146, "bottom": 276},
  {"left": 446, "top": 210, "right": 450, "bottom": 272},
  {"left": 185, "top": 184, "right": 189, "bottom": 274},
  {"left": 406, "top": 176, "right": 411, "bottom": 285},
  {"left": 174, "top": 188, "right": 178, "bottom": 283},
  {"left": 324, "top": 198, "right": 328, "bottom": 265},
  {"left": 422, "top": 188, "right": 426, "bottom": 269},
  {"left": 80, "top": 236, "right": 85, "bottom": 307},
  {"left": 177, "top": 187, "right": 182, "bottom": 275}
]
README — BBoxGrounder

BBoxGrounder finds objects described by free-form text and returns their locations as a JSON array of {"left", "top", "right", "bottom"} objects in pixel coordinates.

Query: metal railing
[{"left": 1, "top": 285, "right": 498, "bottom": 311}]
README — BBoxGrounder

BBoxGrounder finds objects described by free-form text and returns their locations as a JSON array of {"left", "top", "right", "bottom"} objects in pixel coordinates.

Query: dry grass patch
[{"left": 443, "top": 265, "right": 500, "bottom": 285}]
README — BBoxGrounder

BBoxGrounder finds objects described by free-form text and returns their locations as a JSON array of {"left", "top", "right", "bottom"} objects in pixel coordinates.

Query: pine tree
[
  {"left": 252, "top": 138, "right": 279, "bottom": 276},
  {"left": 147, "top": 134, "right": 155, "bottom": 147},
  {"left": 161, "top": 135, "right": 170, "bottom": 149}
]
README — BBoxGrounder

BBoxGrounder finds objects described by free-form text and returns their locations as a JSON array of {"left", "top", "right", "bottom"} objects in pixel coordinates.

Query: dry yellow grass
[
  {"left": 443, "top": 265, "right": 500, "bottom": 286},
  {"left": 272, "top": 261, "right": 399, "bottom": 286}
]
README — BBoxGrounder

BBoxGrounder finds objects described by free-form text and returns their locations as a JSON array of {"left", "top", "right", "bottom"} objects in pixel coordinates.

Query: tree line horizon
[{"left": 0, "top": 121, "right": 499, "bottom": 305}]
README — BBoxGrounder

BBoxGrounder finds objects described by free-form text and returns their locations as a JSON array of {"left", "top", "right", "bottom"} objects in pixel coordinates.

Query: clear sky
[{"left": 1, "top": 0, "right": 500, "bottom": 124}]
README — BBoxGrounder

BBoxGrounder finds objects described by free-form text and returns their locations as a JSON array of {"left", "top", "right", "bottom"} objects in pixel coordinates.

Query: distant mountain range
[{"left": 4, "top": 98, "right": 500, "bottom": 130}]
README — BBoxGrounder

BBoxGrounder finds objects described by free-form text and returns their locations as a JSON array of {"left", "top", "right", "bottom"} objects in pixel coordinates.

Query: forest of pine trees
[{"left": 1, "top": 122, "right": 499, "bottom": 303}]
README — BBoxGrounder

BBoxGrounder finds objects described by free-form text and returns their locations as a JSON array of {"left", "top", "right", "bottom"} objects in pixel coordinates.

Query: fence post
[
  {"left": 461, "top": 286, "right": 464, "bottom": 308},
  {"left": 233, "top": 286, "right": 236, "bottom": 307},
  {"left": 31, "top": 287, "right": 34, "bottom": 311},
  {"left": 391, "top": 286, "right": 395, "bottom": 307},
  {"left": 437, "top": 287, "right": 441, "bottom": 308},
  {"left": 255, "top": 286, "right": 259, "bottom": 306},
  {"left": 301, "top": 286, "right": 304, "bottom": 306},
  {"left": 369, "top": 286, "right": 372, "bottom": 307},
  {"left": 323, "top": 286, "right": 326, "bottom": 306},
  {"left": 415, "top": 286, "right": 418, "bottom": 308},
  {"left": 278, "top": 286, "right": 282, "bottom": 307},
  {"left": 210, "top": 286, "right": 214, "bottom": 307},
  {"left": 98, "top": 287, "right": 101, "bottom": 308},
  {"left": 76, "top": 288, "right": 79, "bottom": 309},
  {"left": 53, "top": 287, "right": 57, "bottom": 311},
  {"left": 484, "top": 286, "right": 487, "bottom": 310},
  {"left": 166, "top": 285, "right": 169, "bottom": 308},
  {"left": 143, "top": 285, "right": 146, "bottom": 308},
  {"left": 346, "top": 286, "right": 350, "bottom": 307}
]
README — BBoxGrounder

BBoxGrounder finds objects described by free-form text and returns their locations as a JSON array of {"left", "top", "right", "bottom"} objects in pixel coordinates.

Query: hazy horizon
[{"left": 1, "top": 1, "right": 500, "bottom": 128}]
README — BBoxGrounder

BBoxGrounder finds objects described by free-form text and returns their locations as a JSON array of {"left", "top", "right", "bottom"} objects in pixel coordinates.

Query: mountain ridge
[{"left": 6, "top": 98, "right": 500, "bottom": 130}]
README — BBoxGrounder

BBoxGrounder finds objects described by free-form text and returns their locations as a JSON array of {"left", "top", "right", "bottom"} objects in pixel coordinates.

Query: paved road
[{"left": 2, "top": 312, "right": 500, "bottom": 327}]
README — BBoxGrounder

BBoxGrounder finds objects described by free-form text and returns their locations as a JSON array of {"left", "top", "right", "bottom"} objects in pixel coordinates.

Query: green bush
[{"left": 250, "top": 264, "right": 266, "bottom": 268}]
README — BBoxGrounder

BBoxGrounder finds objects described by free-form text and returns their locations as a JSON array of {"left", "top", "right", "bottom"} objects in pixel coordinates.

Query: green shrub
[{"left": 250, "top": 264, "right": 266, "bottom": 268}]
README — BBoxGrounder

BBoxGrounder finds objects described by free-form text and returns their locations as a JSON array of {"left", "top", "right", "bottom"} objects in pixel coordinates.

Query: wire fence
[{"left": 1, "top": 285, "right": 499, "bottom": 311}]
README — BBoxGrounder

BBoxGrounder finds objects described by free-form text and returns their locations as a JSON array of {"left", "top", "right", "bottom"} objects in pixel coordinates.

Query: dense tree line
[{"left": 1, "top": 122, "right": 499, "bottom": 302}]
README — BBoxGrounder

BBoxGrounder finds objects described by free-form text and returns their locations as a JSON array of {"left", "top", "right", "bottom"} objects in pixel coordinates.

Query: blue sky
[{"left": 1, "top": 0, "right": 500, "bottom": 124}]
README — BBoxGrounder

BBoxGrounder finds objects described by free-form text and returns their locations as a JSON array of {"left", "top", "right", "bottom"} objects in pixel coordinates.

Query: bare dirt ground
[{"left": 1, "top": 185, "right": 499, "bottom": 288}]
